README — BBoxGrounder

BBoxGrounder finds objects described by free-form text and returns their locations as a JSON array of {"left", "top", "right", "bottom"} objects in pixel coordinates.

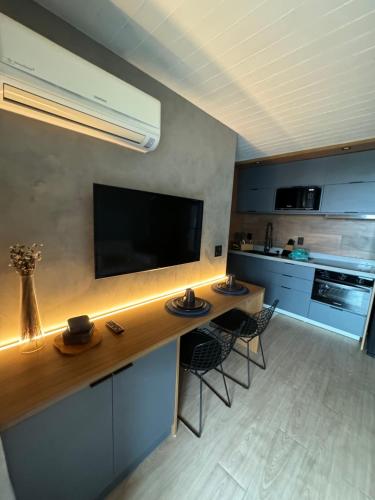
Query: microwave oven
[{"left": 274, "top": 186, "right": 321, "bottom": 211}]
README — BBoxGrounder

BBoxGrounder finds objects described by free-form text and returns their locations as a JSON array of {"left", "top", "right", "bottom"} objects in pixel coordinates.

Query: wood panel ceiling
[{"left": 35, "top": 0, "right": 375, "bottom": 161}]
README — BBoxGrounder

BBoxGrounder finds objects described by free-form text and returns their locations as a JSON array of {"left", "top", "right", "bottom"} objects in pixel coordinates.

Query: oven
[{"left": 311, "top": 269, "right": 373, "bottom": 316}]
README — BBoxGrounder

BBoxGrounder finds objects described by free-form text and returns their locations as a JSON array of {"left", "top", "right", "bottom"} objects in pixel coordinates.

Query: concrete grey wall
[{"left": 0, "top": 0, "right": 236, "bottom": 345}]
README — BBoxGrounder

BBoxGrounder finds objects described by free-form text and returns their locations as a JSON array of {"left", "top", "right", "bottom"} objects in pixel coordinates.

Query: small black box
[{"left": 67, "top": 315, "right": 91, "bottom": 335}]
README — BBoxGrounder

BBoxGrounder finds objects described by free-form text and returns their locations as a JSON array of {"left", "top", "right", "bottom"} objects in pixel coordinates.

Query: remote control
[{"left": 105, "top": 320, "right": 125, "bottom": 335}]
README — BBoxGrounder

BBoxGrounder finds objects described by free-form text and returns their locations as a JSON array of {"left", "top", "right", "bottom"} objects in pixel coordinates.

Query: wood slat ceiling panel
[{"left": 35, "top": 0, "right": 375, "bottom": 160}]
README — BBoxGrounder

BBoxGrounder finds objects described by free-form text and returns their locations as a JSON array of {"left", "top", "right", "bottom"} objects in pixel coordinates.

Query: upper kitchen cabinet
[
  {"left": 321, "top": 182, "right": 375, "bottom": 213},
  {"left": 237, "top": 185, "right": 275, "bottom": 213},
  {"left": 322, "top": 151, "right": 375, "bottom": 184},
  {"left": 237, "top": 165, "right": 272, "bottom": 189},
  {"left": 236, "top": 150, "right": 375, "bottom": 214}
]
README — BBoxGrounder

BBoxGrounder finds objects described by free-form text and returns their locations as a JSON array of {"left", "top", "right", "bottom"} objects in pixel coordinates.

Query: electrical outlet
[
  {"left": 214, "top": 245, "right": 222, "bottom": 257},
  {"left": 297, "top": 237, "right": 304, "bottom": 246}
]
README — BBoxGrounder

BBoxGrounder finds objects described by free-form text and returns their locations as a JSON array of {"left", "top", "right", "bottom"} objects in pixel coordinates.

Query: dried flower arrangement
[
  {"left": 9, "top": 243, "right": 45, "bottom": 352},
  {"left": 9, "top": 243, "right": 43, "bottom": 276}
]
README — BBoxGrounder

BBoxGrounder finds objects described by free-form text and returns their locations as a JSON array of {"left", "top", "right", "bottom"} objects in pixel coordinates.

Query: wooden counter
[{"left": 0, "top": 280, "right": 264, "bottom": 431}]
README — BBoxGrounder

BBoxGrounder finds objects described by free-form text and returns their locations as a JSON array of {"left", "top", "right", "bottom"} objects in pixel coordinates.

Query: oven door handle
[
  {"left": 329, "top": 305, "right": 344, "bottom": 312},
  {"left": 330, "top": 301, "right": 344, "bottom": 309},
  {"left": 314, "top": 278, "right": 371, "bottom": 292}
]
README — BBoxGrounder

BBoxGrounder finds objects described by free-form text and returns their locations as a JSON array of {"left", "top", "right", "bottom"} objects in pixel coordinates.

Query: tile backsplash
[{"left": 230, "top": 213, "right": 375, "bottom": 260}]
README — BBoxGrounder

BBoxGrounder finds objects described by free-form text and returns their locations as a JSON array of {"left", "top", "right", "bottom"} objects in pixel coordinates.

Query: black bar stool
[
  {"left": 178, "top": 327, "right": 235, "bottom": 437},
  {"left": 210, "top": 300, "right": 278, "bottom": 389}
]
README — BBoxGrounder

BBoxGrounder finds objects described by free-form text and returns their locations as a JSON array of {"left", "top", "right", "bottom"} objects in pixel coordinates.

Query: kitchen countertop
[
  {"left": 229, "top": 250, "right": 375, "bottom": 279},
  {"left": 0, "top": 279, "right": 264, "bottom": 431}
]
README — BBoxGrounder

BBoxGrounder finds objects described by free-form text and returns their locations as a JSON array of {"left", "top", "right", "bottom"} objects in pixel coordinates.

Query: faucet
[{"left": 264, "top": 222, "right": 273, "bottom": 254}]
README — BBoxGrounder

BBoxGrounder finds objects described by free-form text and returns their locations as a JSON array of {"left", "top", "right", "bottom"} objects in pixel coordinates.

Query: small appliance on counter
[
  {"left": 288, "top": 248, "right": 310, "bottom": 261},
  {"left": 281, "top": 238, "right": 295, "bottom": 257},
  {"left": 212, "top": 274, "right": 249, "bottom": 295},
  {"left": 54, "top": 315, "right": 102, "bottom": 356},
  {"left": 63, "top": 315, "right": 94, "bottom": 345},
  {"left": 232, "top": 232, "right": 253, "bottom": 251},
  {"left": 165, "top": 288, "right": 211, "bottom": 317}
]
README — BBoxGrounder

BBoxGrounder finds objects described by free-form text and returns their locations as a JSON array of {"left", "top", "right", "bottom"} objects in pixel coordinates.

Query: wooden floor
[{"left": 107, "top": 314, "right": 375, "bottom": 500}]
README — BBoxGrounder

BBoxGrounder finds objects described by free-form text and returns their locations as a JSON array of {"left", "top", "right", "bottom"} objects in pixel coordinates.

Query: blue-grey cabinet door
[
  {"left": 237, "top": 187, "right": 275, "bottom": 213},
  {"left": 274, "top": 286, "right": 310, "bottom": 316},
  {"left": 113, "top": 341, "right": 176, "bottom": 477},
  {"left": 308, "top": 301, "right": 366, "bottom": 336},
  {"left": 321, "top": 182, "right": 375, "bottom": 213},
  {"left": 2, "top": 378, "right": 114, "bottom": 500}
]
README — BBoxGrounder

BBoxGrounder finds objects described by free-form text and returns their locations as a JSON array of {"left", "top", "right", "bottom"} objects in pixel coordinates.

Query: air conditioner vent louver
[{"left": 0, "top": 13, "right": 161, "bottom": 153}]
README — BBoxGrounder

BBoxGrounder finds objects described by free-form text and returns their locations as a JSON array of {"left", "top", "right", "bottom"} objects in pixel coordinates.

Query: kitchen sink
[{"left": 244, "top": 249, "right": 281, "bottom": 257}]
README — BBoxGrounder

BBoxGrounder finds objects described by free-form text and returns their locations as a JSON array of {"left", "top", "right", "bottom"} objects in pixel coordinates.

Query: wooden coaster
[{"left": 54, "top": 329, "right": 103, "bottom": 356}]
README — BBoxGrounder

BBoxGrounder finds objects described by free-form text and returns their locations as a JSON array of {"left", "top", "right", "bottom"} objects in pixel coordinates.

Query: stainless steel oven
[{"left": 311, "top": 269, "right": 373, "bottom": 315}]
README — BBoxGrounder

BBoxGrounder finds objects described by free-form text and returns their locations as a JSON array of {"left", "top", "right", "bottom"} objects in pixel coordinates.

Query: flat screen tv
[{"left": 93, "top": 183, "right": 204, "bottom": 278}]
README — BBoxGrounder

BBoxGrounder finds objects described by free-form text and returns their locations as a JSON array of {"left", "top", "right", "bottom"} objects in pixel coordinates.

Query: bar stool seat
[
  {"left": 213, "top": 309, "right": 257, "bottom": 337},
  {"left": 211, "top": 300, "right": 278, "bottom": 389}
]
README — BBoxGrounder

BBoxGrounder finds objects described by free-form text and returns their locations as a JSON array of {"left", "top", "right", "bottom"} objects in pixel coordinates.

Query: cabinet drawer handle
[
  {"left": 113, "top": 363, "right": 133, "bottom": 375},
  {"left": 282, "top": 274, "right": 293, "bottom": 278},
  {"left": 281, "top": 285, "right": 291, "bottom": 290},
  {"left": 90, "top": 373, "right": 112, "bottom": 388},
  {"left": 247, "top": 210, "right": 256, "bottom": 213}
]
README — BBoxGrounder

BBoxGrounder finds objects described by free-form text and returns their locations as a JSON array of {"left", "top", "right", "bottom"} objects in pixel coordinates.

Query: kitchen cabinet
[
  {"left": 113, "top": 341, "right": 176, "bottom": 476},
  {"left": 227, "top": 253, "right": 276, "bottom": 303},
  {"left": 308, "top": 301, "right": 366, "bottom": 336},
  {"left": 237, "top": 186, "right": 275, "bottom": 213},
  {"left": 2, "top": 341, "right": 177, "bottom": 500},
  {"left": 228, "top": 252, "right": 370, "bottom": 337},
  {"left": 321, "top": 182, "right": 375, "bottom": 213},
  {"left": 227, "top": 253, "right": 313, "bottom": 314},
  {"left": 236, "top": 150, "right": 375, "bottom": 214},
  {"left": 270, "top": 260, "right": 314, "bottom": 281},
  {"left": 269, "top": 286, "right": 311, "bottom": 317},
  {"left": 2, "top": 377, "right": 114, "bottom": 500}
]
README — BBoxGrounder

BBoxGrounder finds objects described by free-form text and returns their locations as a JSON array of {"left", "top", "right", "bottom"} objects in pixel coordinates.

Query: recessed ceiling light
[{"left": 341, "top": 146, "right": 351, "bottom": 151}]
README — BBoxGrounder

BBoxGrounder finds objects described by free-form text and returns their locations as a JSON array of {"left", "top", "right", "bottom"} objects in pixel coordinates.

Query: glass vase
[{"left": 19, "top": 273, "right": 45, "bottom": 353}]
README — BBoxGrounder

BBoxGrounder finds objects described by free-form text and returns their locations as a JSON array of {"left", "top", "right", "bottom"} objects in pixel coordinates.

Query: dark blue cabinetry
[
  {"left": 308, "top": 301, "right": 366, "bottom": 336},
  {"left": 228, "top": 252, "right": 368, "bottom": 337},
  {"left": 236, "top": 151, "right": 375, "bottom": 214},
  {"left": 227, "top": 253, "right": 313, "bottom": 314},
  {"left": 2, "top": 341, "right": 177, "bottom": 500},
  {"left": 237, "top": 186, "right": 274, "bottom": 213},
  {"left": 321, "top": 182, "right": 375, "bottom": 213},
  {"left": 113, "top": 341, "right": 176, "bottom": 477},
  {"left": 3, "top": 377, "right": 114, "bottom": 500}
]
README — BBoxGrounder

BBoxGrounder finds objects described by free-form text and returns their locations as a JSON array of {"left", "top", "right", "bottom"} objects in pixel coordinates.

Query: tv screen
[{"left": 93, "top": 183, "right": 204, "bottom": 278}]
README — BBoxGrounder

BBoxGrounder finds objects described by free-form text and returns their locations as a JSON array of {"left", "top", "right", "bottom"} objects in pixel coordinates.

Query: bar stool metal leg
[
  {"left": 178, "top": 364, "right": 232, "bottom": 437},
  {"left": 178, "top": 373, "right": 203, "bottom": 438},
  {"left": 232, "top": 336, "right": 266, "bottom": 370},
  {"left": 215, "top": 341, "right": 251, "bottom": 389}
]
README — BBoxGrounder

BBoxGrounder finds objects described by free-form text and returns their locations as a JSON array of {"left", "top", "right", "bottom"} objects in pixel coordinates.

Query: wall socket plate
[{"left": 215, "top": 245, "right": 222, "bottom": 257}]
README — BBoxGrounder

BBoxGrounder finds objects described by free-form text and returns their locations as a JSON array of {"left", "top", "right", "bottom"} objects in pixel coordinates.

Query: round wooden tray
[{"left": 54, "top": 329, "right": 103, "bottom": 355}]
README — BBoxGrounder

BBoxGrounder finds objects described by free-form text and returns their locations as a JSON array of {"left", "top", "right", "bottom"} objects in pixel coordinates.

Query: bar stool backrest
[
  {"left": 241, "top": 299, "right": 279, "bottom": 339},
  {"left": 191, "top": 329, "right": 235, "bottom": 373}
]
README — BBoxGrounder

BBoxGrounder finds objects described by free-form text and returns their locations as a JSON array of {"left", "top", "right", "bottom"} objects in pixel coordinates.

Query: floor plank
[{"left": 106, "top": 315, "right": 375, "bottom": 500}]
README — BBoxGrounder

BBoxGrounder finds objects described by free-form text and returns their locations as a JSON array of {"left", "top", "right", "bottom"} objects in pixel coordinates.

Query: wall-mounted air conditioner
[{"left": 0, "top": 13, "right": 161, "bottom": 152}]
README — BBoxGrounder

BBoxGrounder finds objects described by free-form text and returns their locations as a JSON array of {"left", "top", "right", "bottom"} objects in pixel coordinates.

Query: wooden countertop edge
[{"left": 0, "top": 282, "right": 264, "bottom": 432}]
